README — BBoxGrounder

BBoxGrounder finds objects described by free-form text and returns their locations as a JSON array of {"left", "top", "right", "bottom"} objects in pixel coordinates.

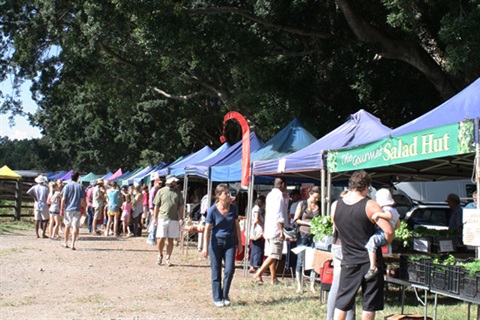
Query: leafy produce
[
  {"left": 310, "top": 215, "right": 333, "bottom": 241},
  {"left": 395, "top": 220, "right": 414, "bottom": 247},
  {"left": 459, "top": 259, "right": 480, "bottom": 277}
]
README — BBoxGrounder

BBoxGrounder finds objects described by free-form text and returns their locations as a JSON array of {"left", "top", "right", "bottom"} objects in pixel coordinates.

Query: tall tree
[{"left": 1, "top": 1, "right": 478, "bottom": 171}]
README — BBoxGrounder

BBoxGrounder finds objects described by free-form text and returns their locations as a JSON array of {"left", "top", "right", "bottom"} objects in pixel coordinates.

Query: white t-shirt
[
  {"left": 264, "top": 188, "right": 287, "bottom": 239},
  {"left": 383, "top": 205, "right": 400, "bottom": 230},
  {"left": 27, "top": 184, "right": 49, "bottom": 213}
]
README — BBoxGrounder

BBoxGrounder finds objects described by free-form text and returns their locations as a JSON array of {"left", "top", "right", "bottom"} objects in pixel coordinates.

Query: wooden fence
[{"left": 0, "top": 178, "right": 35, "bottom": 220}]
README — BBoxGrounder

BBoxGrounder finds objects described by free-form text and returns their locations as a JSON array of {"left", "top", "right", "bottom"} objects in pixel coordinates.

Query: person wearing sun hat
[
  {"left": 91, "top": 179, "right": 105, "bottom": 235},
  {"left": 27, "top": 175, "right": 50, "bottom": 238},
  {"left": 152, "top": 175, "right": 184, "bottom": 266}
]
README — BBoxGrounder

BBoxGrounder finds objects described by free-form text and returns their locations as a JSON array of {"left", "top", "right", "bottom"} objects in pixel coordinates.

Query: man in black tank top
[{"left": 331, "top": 170, "right": 394, "bottom": 320}]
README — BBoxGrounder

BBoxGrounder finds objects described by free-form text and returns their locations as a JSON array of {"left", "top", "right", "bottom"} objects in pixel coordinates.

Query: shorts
[
  {"left": 34, "top": 210, "right": 49, "bottom": 221},
  {"left": 335, "top": 262, "right": 384, "bottom": 312},
  {"left": 108, "top": 210, "right": 120, "bottom": 216},
  {"left": 93, "top": 206, "right": 103, "bottom": 220},
  {"left": 156, "top": 219, "right": 180, "bottom": 239},
  {"left": 264, "top": 237, "right": 283, "bottom": 260},
  {"left": 64, "top": 211, "right": 81, "bottom": 228},
  {"left": 49, "top": 211, "right": 60, "bottom": 216}
]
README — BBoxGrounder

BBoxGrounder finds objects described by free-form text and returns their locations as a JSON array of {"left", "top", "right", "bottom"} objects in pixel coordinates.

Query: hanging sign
[
  {"left": 327, "top": 120, "right": 475, "bottom": 173},
  {"left": 463, "top": 208, "right": 480, "bottom": 246}
]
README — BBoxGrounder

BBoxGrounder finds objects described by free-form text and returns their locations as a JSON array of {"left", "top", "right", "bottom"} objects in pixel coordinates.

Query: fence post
[{"left": 14, "top": 179, "right": 22, "bottom": 221}]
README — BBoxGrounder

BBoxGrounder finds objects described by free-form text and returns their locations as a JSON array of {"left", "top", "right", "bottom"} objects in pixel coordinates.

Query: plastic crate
[
  {"left": 431, "top": 264, "right": 462, "bottom": 294},
  {"left": 400, "top": 255, "right": 432, "bottom": 286},
  {"left": 459, "top": 274, "right": 480, "bottom": 300}
]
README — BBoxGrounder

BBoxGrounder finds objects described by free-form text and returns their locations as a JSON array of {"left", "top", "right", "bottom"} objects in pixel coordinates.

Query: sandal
[
  {"left": 62, "top": 243, "right": 69, "bottom": 248},
  {"left": 272, "top": 279, "right": 283, "bottom": 285},
  {"left": 253, "top": 276, "right": 264, "bottom": 285}
]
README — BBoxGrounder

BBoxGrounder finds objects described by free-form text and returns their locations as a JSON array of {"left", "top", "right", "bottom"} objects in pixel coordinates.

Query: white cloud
[
  {"left": 0, "top": 116, "right": 42, "bottom": 140},
  {"left": 1, "top": 80, "right": 43, "bottom": 140}
]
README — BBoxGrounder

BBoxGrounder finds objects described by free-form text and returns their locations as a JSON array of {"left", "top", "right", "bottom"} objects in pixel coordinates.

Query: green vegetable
[
  {"left": 310, "top": 215, "right": 333, "bottom": 241},
  {"left": 459, "top": 259, "right": 480, "bottom": 277},
  {"left": 395, "top": 220, "right": 413, "bottom": 247}
]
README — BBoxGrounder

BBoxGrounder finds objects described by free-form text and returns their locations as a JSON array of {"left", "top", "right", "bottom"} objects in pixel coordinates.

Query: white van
[{"left": 395, "top": 179, "right": 476, "bottom": 204}]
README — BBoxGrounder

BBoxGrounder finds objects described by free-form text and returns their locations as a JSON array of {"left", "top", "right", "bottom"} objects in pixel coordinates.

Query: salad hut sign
[{"left": 327, "top": 120, "right": 475, "bottom": 172}]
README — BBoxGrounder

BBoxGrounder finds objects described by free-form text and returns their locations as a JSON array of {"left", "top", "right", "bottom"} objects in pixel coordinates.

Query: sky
[{"left": 0, "top": 80, "right": 43, "bottom": 140}]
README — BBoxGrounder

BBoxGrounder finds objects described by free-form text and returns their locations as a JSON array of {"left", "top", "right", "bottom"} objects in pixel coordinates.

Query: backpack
[{"left": 319, "top": 259, "right": 334, "bottom": 292}]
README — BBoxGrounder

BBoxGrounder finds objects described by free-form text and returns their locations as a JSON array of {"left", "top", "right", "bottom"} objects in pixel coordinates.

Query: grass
[
  {"left": 0, "top": 217, "right": 34, "bottom": 233},
  {"left": 0, "top": 295, "right": 36, "bottom": 307},
  {"left": 223, "top": 278, "right": 475, "bottom": 319}
]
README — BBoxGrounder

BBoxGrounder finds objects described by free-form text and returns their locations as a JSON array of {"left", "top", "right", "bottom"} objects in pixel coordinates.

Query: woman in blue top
[{"left": 202, "top": 184, "right": 243, "bottom": 307}]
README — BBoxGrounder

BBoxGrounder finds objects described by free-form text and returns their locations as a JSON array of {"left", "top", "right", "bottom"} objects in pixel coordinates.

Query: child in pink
[{"left": 121, "top": 194, "right": 132, "bottom": 237}]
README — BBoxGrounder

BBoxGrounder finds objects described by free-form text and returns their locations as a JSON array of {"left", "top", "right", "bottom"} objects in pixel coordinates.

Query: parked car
[
  {"left": 389, "top": 188, "right": 451, "bottom": 231},
  {"left": 403, "top": 202, "right": 452, "bottom": 231}
]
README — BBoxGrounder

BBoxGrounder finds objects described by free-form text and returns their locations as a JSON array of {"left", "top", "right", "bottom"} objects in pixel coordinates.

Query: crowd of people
[{"left": 26, "top": 170, "right": 475, "bottom": 318}]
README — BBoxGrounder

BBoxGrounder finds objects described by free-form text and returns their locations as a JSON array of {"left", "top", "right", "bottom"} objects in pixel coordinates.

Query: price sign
[
  {"left": 413, "top": 238, "right": 430, "bottom": 253},
  {"left": 438, "top": 240, "right": 454, "bottom": 252},
  {"left": 463, "top": 209, "right": 480, "bottom": 246}
]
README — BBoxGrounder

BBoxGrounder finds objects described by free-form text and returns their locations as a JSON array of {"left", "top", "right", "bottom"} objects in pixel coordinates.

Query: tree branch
[
  {"left": 99, "top": 43, "right": 137, "bottom": 68},
  {"left": 152, "top": 87, "right": 205, "bottom": 101},
  {"left": 335, "top": 0, "right": 457, "bottom": 100},
  {"left": 186, "top": 6, "right": 331, "bottom": 40}
]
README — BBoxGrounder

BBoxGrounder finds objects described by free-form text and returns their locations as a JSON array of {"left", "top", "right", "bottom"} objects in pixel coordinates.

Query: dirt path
[{"left": 0, "top": 228, "right": 252, "bottom": 319}]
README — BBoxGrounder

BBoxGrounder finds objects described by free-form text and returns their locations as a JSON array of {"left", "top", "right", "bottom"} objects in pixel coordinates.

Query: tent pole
[
  {"left": 475, "top": 118, "right": 480, "bottom": 259},
  {"left": 243, "top": 171, "right": 255, "bottom": 277},
  {"left": 183, "top": 175, "right": 188, "bottom": 220},
  {"left": 207, "top": 168, "right": 213, "bottom": 206},
  {"left": 321, "top": 168, "right": 326, "bottom": 216},
  {"left": 327, "top": 170, "right": 332, "bottom": 217}
]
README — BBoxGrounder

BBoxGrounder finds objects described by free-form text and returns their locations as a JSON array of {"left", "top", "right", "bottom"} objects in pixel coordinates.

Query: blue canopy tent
[
  {"left": 211, "top": 118, "right": 317, "bottom": 183},
  {"left": 155, "top": 146, "right": 213, "bottom": 178},
  {"left": 105, "top": 169, "right": 123, "bottom": 182},
  {"left": 59, "top": 170, "right": 74, "bottom": 181},
  {"left": 326, "top": 78, "right": 480, "bottom": 196},
  {"left": 116, "top": 169, "right": 141, "bottom": 185},
  {"left": 182, "top": 133, "right": 265, "bottom": 213},
  {"left": 183, "top": 142, "right": 231, "bottom": 179},
  {"left": 44, "top": 172, "right": 56, "bottom": 179},
  {"left": 100, "top": 172, "right": 113, "bottom": 180},
  {"left": 48, "top": 170, "right": 67, "bottom": 181},
  {"left": 172, "top": 144, "right": 228, "bottom": 178},
  {"left": 253, "top": 110, "right": 391, "bottom": 178},
  {"left": 185, "top": 132, "right": 264, "bottom": 179},
  {"left": 252, "top": 110, "right": 391, "bottom": 215},
  {"left": 122, "top": 163, "right": 167, "bottom": 186}
]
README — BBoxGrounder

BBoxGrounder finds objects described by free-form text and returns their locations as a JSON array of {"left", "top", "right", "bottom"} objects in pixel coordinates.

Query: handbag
[{"left": 250, "top": 222, "right": 263, "bottom": 240}]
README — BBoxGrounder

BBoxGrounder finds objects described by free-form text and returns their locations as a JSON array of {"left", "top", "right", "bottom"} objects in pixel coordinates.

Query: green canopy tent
[{"left": 79, "top": 172, "right": 100, "bottom": 183}]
